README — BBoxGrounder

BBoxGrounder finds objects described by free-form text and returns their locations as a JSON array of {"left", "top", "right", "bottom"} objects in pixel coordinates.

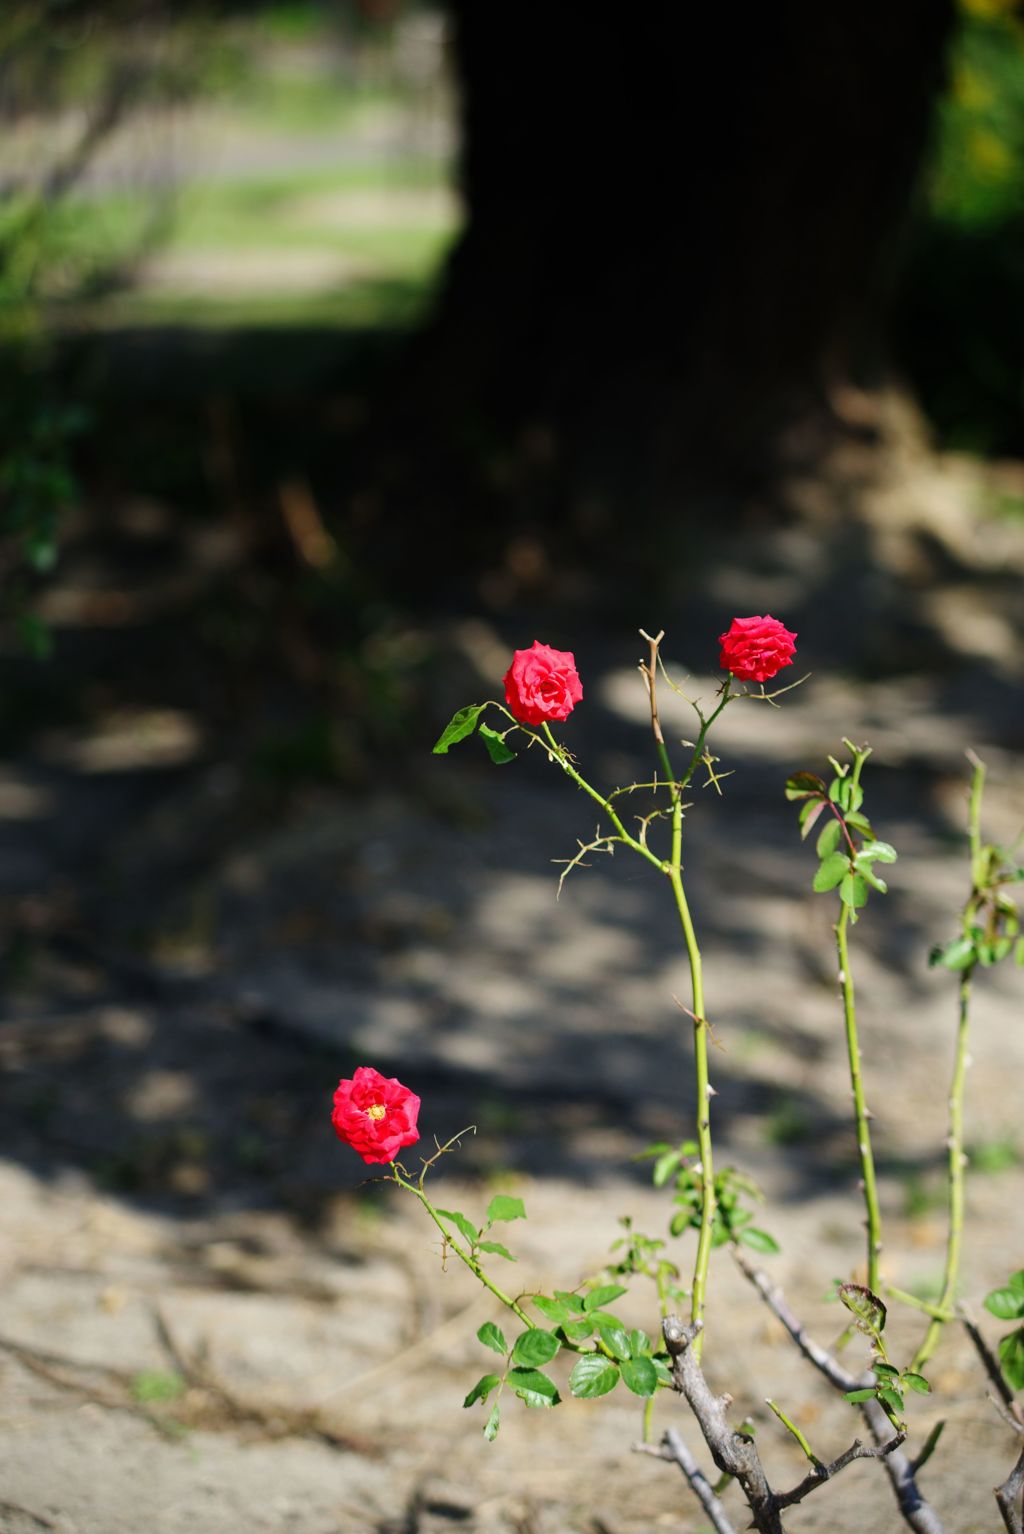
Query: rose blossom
[
  {"left": 331, "top": 1067, "right": 421, "bottom": 1164},
  {"left": 503, "top": 641, "right": 583, "bottom": 726},
  {"left": 718, "top": 615, "right": 797, "bottom": 684}
]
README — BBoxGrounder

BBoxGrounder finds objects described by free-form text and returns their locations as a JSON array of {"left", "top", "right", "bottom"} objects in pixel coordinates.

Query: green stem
[
  {"left": 913, "top": 754, "right": 986, "bottom": 1371},
  {"left": 394, "top": 1173, "right": 534, "bottom": 1327},
  {"left": 886, "top": 1286, "right": 954, "bottom": 1323},
  {"left": 539, "top": 722, "right": 665, "bottom": 874},
  {"left": 836, "top": 903, "right": 883, "bottom": 1293}
]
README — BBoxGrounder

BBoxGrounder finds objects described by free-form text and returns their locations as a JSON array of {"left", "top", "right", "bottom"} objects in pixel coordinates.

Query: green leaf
[
  {"left": 813, "top": 852, "right": 850, "bottom": 892},
  {"left": 652, "top": 1149, "right": 682, "bottom": 1187},
  {"left": 479, "top": 722, "right": 517, "bottom": 764},
  {"left": 436, "top": 1209, "right": 479, "bottom": 1246},
  {"left": 620, "top": 1356, "right": 659, "bottom": 1397},
  {"left": 433, "top": 704, "right": 485, "bottom": 754},
  {"left": 1015, "top": 936, "right": 1024, "bottom": 966},
  {"left": 568, "top": 1354, "right": 619, "bottom": 1399},
  {"left": 930, "top": 936, "right": 976, "bottom": 971},
  {"left": 629, "top": 1329, "right": 652, "bottom": 1357},
  {"left": 483, "top": 1402, "right": 500, "bottom": 1441},
  {"left": 511, "top": 1329, "right": 560, "bottom": 1367},
  {"left": 554, "top": 1290, "right": 587, "bottom": 1314},
  {"left": 878, "top": 1386, "right": 904, "bottom": 1415},
  {"left": 560, "top": 1318, "right": 594, "bottom": 1344},
  {"left": 985, "top": 1287, "right": 1024, "bottom": 1321},
  {"left": 464, "top": 1373, "right": 501, "bottom": 1408},
  {"left": 595, "top": 1324, "right": 631, "bottom": 1361},
  {"left": 872, "top": 1362, "right": 899, "bottom": 1379},
  {"left": 477, "top": 1322, "right": 508, "bottom": 1356},
  {"left": 799, "top": 798, "right": 827, "bottom": 838},
  {"left": 477, "top": 1240, "right": 517, "bottom": 1261},
  {"left": 785, "top": 772, "right": 825, "bottom": 802},
  {"left": 531, "top": 1295, "right": 571, "bottom": 1324},
  {"left": 901, "top": 1372, "right": 932, "bottom": 1395},
  {"left": 859, "top": 840, "right": 897, "bottom": 864},
  {"left": 845, "top": 810, "right": 873, "bottom": 833},
  {"left": 843, "top": 1388, "right": 878, "bottom": 1403},
  {"left": 839, "top": 872, "right": 869, "bottom": 909},
  {"left": 858, "top": 865, "right": 888, "bottom": 895},
  {"left": 486, "top": 1194, "right": 526, "bottom": 1225},
  {"left": 583, "top": 1285, "right": 628, "bottom": 1311},
  {"left": 507, "top": 1367, "right": 560, "bottom": 1408},
  {"left": 999, "top": 1328, "right": 1024, "bottom": 1392},
  {"left": 1009, "top": 1270, "right": 1024, "bottom": 1295},
  {"left": 652, "top": 1356, "right": 673, "bottom": 1385},
  {"left": 738, "top": 1227, "right": 780, "bottom": 1255},
  {"left": 584, "top": 1311, "right": 627, "bottom": 1332},
  {"left": 816, "top": 818, "right": 842, "bottom": 859}
]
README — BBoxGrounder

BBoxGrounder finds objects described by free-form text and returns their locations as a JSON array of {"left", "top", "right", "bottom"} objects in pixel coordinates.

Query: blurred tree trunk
[{"left": 384, "top": 0, "right": 954, "bottom": 574}]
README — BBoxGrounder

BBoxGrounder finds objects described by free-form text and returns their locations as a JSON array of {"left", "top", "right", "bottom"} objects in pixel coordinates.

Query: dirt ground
[{"left": 2, "top": 433, "right": 1024, "bottom": 1534}]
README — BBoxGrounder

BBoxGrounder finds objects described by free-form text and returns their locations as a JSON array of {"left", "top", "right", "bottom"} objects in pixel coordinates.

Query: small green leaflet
[
  {"left": 477, "top": 1322, "right": 508, "bottom": 1356},
  {"left": 999, "top": 1328, "right": 1024, "bottom": 1391},
  {"left": 477, "top": 1240, "right": 516, "bottom": 1261},
  {"left": 583, "top": 1285, "right": 628, "bottom": 1311},
  {"left": 510, "top": 1329, "right": 560, "bottom": 1367},
  {"left": 507, "top": 1367, "right": 559, "bottom": 1407},
  {"left": 901, "top": 1372, "right": 931, "bottom": 1395},
  {"left": 560, "top": 1318, "right": 593, "bottom": 1344},
  {"left": 785, "top": 772, "right": 825, "bottom": 801},
  {"left": 929, "top": 935, "right": 976, "bottom": 970},
  {"left": 479, "top": 723, "right": 516, "bottom": 764},
  {"left": 594, "top": 1324, "right": 631, "bottom": 1361},
  {"left": 433, "top": 704, "right": 485, "bottom": 754},
  {"left": 984, "top": 1273, "right": 1024, "bottom": 1321},
  {"left": 620, "top": 1356, "right": 658, "bottom": 1397},
  {"left": 838, "top": 1282, "right": 886, "bottom": 1337},
  {"left": 839, "top": 872, "right": 869, "bottom": 909},
  {"left": 483, "top": 1402, "right": 500, "bottom": 1441},
  {"left": 569, "top": 1354, "right": 619, "bottom": 1399},
  {"left": 813, "top": 852, "right": 849, "bottom": 892},
  {"left": 738, "top": 1226, "right": 780, "bottom": 1255},
  {"left": 816, "top": 818, "right": 842, "bottom": 858},
  {"left": 531, "top": 1295, "right": 571, "bottom": 1324},
  {"left": 436, "top": 1209, "right": 478, "bottom": 1245},
  {"left": 464, "top": 1373, "right": 501, "bottom": 1408},
  {"left": 486, "top": 1194, "right": 526, "bottom": 1224}
]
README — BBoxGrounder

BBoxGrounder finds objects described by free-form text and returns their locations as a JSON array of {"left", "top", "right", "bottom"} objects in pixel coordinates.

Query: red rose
[
  {"left": 503, "top": 641, "right": 583, "bottom": 726},
  {"left": 331, "top": 1067, "right": 421, "bottom": 1165},
  {"left": 718, "top": 615, "right": 797, "bottom": 683}
]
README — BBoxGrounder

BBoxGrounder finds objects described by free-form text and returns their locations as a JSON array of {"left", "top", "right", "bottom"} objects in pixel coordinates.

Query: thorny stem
[
  {"left": 539, "top": 722, "right": 665, "bottom": 875},
  {"left": 391, "top": 1170, "right": 534, "bottom": 1328},
  {"left": 913, "top": 754, "right": 985, "bottom": 1372},
  {"left": 836, "top": 745, "right": 883, "bottom": 1294},
  {"left": 836, "top": 902, "right": 882, "bottom": 1294},
  {"left": 640, "top": 630, "right": 728, "bottom": 1362}
]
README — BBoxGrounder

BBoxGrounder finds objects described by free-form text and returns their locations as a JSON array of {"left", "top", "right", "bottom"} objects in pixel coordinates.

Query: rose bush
[
  {"left": 718, "top": 615, "right": 797, "bottom": 683},
  {"left": 503, "top": 641, "right": 583, "bottom": 726},
  {"left": 331, "top": 1067, "right": 421, "bottom": 1164}
]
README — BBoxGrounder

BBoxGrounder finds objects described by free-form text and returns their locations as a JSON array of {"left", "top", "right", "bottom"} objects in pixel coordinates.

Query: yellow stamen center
[{"left": 366, "top": 1102, "right": 387, "bottom": 1121}]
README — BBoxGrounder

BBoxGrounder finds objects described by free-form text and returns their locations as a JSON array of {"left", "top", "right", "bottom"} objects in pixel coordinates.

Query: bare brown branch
[
  {"left": 635, "top": 1430, "right": 738, "bottom": 1534},
  {"left": 996, "top": 1444, "right": 1024, "bottom": 1534}
]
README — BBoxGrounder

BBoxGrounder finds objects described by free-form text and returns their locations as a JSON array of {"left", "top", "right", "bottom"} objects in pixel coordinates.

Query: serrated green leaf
[
  {"left": 595, "top": 1325, "right": 631, "bottom": 1361},
  {"left": 816, "top": 818, "right": 842, "bottom": 858},
  {"left": 872, "top": 1362, "right": 899, "bottom": 1379},
  {"left": 859, "top": 840, "right": 897, "bottom": 864},
  {"left": 486, "top": 1194, "right": 526, "bottom": 1225},
  {"left": 785, "top": 772, "right": 825, "bottom": 802},
  {"left": 477, "top": 1240, "right": 517, "bottom": 1261},
  {"left": 629, "top": 1329, "right": 652, "bottom": 1358},
  {"left": 464, "top": 1373, "right": 501, "bottom": 1408},
  {"left": 568, "top": 1354, "right": 619, "bottom": 1399},
  {"left": 845, "top": 810, "right": 872, "bottom": 832},
  {"left": 799, "top": 798, "right": 827, "bottom": 838},
  {"left": 478, "top": 722, "right": 516, "bottom": 764},
  {"left": 483, "top": 1402, "right": 500, "bottom": 1440},
  {"left": 554, "top": 1290, "right": 586, "bottom": 1314},
  {"left": 652, "top": 1356, "right": 673, "bottom": 1384},
  {"left": 652, "top": 1149, "right": 682, "bottom": 1187},
  {"left": 999, "top": 1328, "right": 1024, "bottom": 1391},
  {"left": 839, "top": 872, "right": 869, "bottom": 909},
  {"left": 433, "top": 704, "right": 485, "bottom": 754},
  {"left": 1009, "top": 1270, "right": 1024, "bottom": 1295},
  {"left": 507, "top": 1366, "right": 560, "bottom": 1407},
  {"left": 813, "top": 852, "right": 850, "bottom": 892},
  {"left": 511, "top": 1329, "right": 560, "bottom": 1367},
  {"left": 901, "top": 1372, "right": 932, "bottom": 1395},
  {"left": 858, "top": 866, "right": 888, "bottom": 894},
  {"left": 560, "top": 1318, "right": 594, "bottom": 1344},
  {"left": 878, "top": 1386, "right": 904, "bottom": 1415},
  {"left": 843, "top": 1388, "right": 877, "bottom": 1403},
  {"left": 584, "top": 1310, "right": 626, "bottom": 1332},
  {"left": 531, "top": 1296, "right": 570, "bottom": 1324},
  {"left": 436, "top": 1209, "right": 479, "bottom": 1246},
  {"left": 984, "top": 1287, "right": 1024, "bottom": 1321},
  {"left": 583, "top": 1285, "right": 628, "bottom": 1311},
  {"left": 738, "top": 1226, "right": 780, "bottom": 1255},
  {"left": 620, "top": 1356, "right": 659, "bottom": 1397},
  {"left": 477, "top": 1322, "right": 508, "bottom": 1356}
]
